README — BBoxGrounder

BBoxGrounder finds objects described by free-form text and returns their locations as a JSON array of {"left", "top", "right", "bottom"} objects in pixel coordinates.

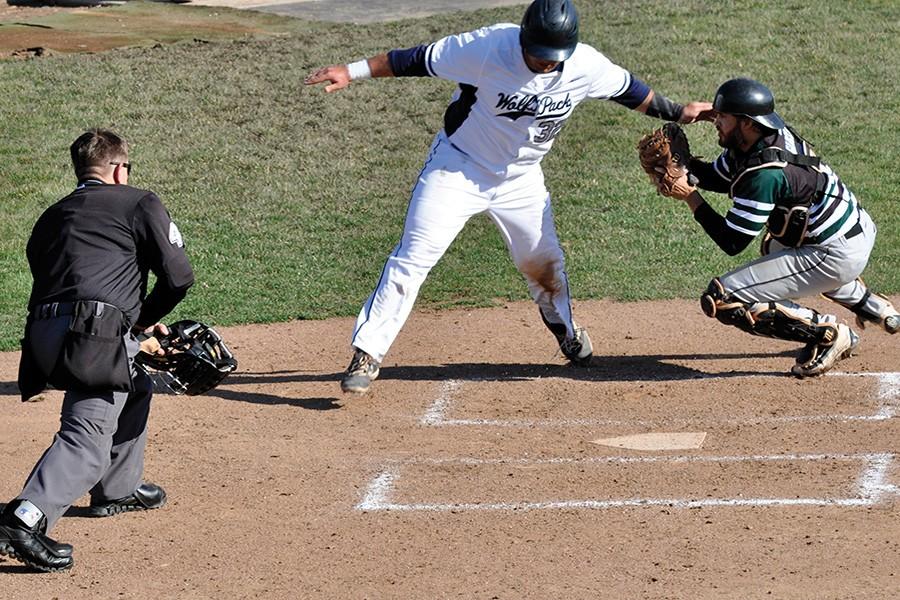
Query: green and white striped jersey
[{"left": 710, "top": 127, "right": 861, "bottom": 246}]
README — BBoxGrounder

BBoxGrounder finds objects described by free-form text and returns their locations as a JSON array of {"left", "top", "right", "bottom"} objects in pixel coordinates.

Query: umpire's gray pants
[{"left": 18, "top": 317, "right": 153, "bottom": 531}]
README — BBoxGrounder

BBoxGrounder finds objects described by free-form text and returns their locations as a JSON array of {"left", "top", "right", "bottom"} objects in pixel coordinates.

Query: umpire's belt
[{"left": 32, "top": 301, "right": 115, "bottom": 320}]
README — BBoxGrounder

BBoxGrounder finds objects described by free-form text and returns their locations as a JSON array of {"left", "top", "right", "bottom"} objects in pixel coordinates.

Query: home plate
[{"left": 590, "top": 432, "right": 707, "bottom": 451}]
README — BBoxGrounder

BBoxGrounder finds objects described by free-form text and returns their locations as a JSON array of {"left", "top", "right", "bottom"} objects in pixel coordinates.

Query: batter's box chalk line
[
  {"left": 419, "top": 372, "right": 900, "bottom": 428},
  {"left": 355, "top": 452, "right": 899, "bottom": 513}
]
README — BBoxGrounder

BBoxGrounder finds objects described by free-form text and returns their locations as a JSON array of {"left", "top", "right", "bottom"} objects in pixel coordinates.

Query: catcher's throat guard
[{"left": 135, "top": 320, "right": 237, "bottom": 396}]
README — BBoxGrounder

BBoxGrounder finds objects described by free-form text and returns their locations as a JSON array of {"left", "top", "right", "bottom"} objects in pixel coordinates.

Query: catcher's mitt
[
  {"left": 135, "top": 320, "right": 237, "bottom": 396},
  {"left": 637, "top": 122, "right": 697, "bottom": 199}
]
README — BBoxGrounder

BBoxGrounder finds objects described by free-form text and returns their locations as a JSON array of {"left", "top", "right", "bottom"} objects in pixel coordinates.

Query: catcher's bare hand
[
  {"left": 679, "top": 101, "right": 715, "bottom": 124},
  {"left": 304, "top": 64, "right": 351, "bottom": 93}
]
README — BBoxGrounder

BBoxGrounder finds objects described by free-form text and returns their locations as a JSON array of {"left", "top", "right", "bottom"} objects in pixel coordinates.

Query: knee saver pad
[
  {"left": 700, "top": 279, "right": 720, "bottom": 318},
  {"left": 700, "top": 278, "right": 729, "bottom": 318},
  {"left": 700, "top": 278, "right": 754, "bottom": 331}
]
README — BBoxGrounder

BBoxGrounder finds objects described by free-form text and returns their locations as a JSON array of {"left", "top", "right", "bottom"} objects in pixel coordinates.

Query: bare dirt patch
[
  {"left": 1, "top": 299, "right": 898, "bottom": 598},
  {"left": 0, "top": 3, "right": 72, "bottom": 21},
  {"left": 0, "top": 1, "right": 292, "bottom": 58}
]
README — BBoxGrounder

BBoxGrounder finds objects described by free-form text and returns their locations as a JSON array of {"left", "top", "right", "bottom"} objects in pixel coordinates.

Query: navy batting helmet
[
  {"left": 520, "top": 0, "right": 579, "bottom": 62},
  {"left": 713, "top": 78, "right": 785, "bottom": 131}
]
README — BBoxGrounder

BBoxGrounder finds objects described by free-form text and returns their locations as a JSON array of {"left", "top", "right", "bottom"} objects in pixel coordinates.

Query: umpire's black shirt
[{"left": 26, "top": 181, "right": 194, "bottom": 327}]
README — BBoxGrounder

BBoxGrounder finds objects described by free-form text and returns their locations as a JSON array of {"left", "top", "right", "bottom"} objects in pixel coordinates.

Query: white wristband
[{"left": 347, "top": 59, "right": 372, "bottom": 81}]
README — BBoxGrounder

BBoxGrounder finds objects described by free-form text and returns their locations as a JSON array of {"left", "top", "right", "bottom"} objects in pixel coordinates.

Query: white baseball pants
[{"left": 351, "top": 134, "right": 577, "bottom": 363}]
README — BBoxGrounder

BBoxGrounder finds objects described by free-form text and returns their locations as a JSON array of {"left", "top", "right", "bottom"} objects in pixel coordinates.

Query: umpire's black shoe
[
  {"left": 87, "top": 483, "right": 167, "bottom": 517},
  {"left": 0, "top": 503, "right": 74, "bottom": 572}
]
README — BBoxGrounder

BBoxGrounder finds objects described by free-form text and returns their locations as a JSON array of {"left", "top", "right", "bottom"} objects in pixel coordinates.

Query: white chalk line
[
  {"left": 356, "top": 452, "right": 898, "bottom": 512},
  {"left": 858, "top": 454, "right": 899, "bottom": 500},
  {"left": 360, "top": 497, "right": 875, "bottom": 512},
  {"left": 419, "top": 380, "right": 461, "bottom": 426},
  {"left": 356, "top": 469, "right": 397, "bottom": 510},
  {"left": 381, "top": 451, "right": 890, "bottom": 466},
  {"left": 419, "top": 372, "right": 900, "bottom": 428},
  {"left": 873, "top": 372, "right": 900, "bottom": 419}
]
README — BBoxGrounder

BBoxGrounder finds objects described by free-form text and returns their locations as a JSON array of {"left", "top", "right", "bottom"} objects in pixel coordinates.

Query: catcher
[{"left": 637, "top": 78, "right": 899, "bottom": 378}]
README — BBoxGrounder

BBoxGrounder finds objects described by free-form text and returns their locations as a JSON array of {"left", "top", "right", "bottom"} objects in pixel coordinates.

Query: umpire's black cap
[
  {"left": 713, "top": 78, "right": 785, "bottom": 131},
  {"left": 520, "top": 0, "right": 579, "bottom": 62}
]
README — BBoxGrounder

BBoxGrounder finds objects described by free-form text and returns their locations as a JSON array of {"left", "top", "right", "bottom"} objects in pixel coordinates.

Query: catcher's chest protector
[{"left": 730, "top": 146, "right": 826, "bottom": 247}]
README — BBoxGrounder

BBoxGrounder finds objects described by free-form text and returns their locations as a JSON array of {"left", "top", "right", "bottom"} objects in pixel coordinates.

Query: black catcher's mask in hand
[{"left": 135, "top": 320, "right": 238, "bottom": 396}]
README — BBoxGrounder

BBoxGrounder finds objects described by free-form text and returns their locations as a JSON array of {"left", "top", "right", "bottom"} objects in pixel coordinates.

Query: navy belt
[{"left": 844, "top": 221, "right": 863, "bottom": 240}]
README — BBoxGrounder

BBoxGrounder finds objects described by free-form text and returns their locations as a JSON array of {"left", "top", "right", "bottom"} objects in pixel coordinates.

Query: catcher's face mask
[{"left": 135, "top": 320, "right": 237, "bottom": 396}]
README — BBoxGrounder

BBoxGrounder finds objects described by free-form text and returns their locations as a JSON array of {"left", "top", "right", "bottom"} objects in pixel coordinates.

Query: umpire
[{"left": 0, "top": 129, "right": 194, "bottom": 572}]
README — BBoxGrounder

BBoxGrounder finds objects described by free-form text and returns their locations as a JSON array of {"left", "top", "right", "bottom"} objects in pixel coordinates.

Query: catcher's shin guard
[
  {"left": 700, "top": 279, "right": 756, "bottom": 332},
  {"left": 700, "top": 278, "right": 832, "bottom": 344}
]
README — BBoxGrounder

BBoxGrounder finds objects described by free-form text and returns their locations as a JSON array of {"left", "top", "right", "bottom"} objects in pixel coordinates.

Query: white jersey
[{"left": 422, "top": 23, "right": 631, "bottom": 178}]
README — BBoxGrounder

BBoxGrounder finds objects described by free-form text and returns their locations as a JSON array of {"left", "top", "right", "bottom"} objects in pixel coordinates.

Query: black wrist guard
[{"left": 645, "top": 93, "right": 685, "bottom": 122}]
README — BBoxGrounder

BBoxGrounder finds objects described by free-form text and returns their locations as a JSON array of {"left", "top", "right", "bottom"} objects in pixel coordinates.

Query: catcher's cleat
[
  {"left": 0, "top": 503, "right": 74, "bottom": 572},
  {"left": 887, "top": 314, "right": 900, "bottom": 335},
  {"left": 791, "top": 324, "right": 859, "bottom": 378},
  {"left": 794, "top": 342, "right": 819, "bottom": 368},
  {"left": 858, "top": 312, "right": 900, "bottom": 335},
  {"left": 848, "top": 290, "right": 899, "bottom": 335},
  {"left": 540, "top": 311, "right": 593, "bottom": 367},
  {"left": 341, "top": 349, "right": 381, "bottom": 394},
  {"left": 87, "top": 483, "right": 167, "bottom": 517}
]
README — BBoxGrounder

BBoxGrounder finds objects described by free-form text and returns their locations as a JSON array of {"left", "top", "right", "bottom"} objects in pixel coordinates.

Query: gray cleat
[
  {"left": 341, "top": 349, "right": 381, "bottom": 394},
  {"left": 884, "top": 314, "right": 899, "bottom": 335},
  {"left": 540, "top": 310, "right": 593, "bottom": 366}
]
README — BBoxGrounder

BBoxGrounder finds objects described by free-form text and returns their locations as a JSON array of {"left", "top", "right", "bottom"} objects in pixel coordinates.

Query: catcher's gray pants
[
  {"left": 718, "top": 207, "right": 878, "bottom": 321},
  {"left": 17, "top": 316, "right": 152, "bottom": 532}
]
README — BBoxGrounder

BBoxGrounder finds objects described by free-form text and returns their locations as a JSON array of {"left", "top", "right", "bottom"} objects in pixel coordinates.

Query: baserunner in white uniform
[
  {"left": 661, "top": 78, "right": 899, "bottom": 378},
  {"left": 305, "top": 0, "right": 713, "bottom": 394}
]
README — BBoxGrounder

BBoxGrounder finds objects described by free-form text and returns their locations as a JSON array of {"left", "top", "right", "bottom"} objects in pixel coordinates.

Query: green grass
[{"left": 1, "top": 0, "right": 898, "bottom": 350}]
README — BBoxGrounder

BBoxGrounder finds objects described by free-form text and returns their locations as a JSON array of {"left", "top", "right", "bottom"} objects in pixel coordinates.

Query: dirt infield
[
  {"left": 1, "top": 299, "right": 898, "bottom": 598},
  {"left": 0, "top": 1, "right": 294, "bottom": 58}
]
